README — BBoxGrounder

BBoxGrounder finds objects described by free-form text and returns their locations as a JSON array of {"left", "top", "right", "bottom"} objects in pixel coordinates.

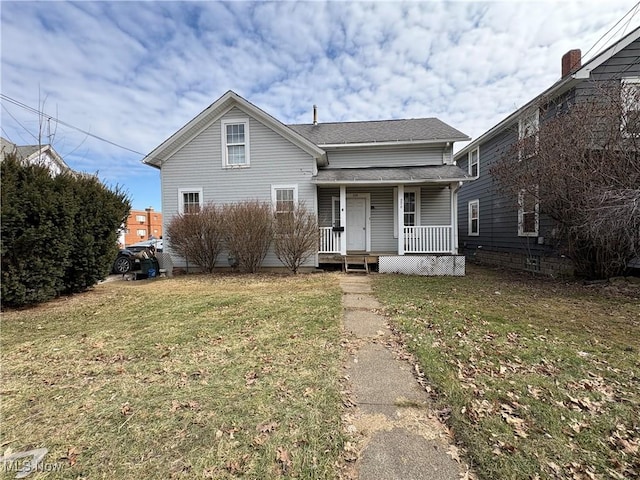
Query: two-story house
[
  {"left": 455, "top": 27, "right": 640, "bottom": 276},
  {"left": 143, "top": 91, "right": 472, "bottom": 275},
  {"left": 1, "top": 136, "right": 73, "bottom": 177}
]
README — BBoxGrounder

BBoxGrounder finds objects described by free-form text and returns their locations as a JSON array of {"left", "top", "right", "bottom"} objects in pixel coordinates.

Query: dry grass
[
  {"left": 1, "top": 273, "right": 345, "bottom": 479},
  {"left": 373, "top": 265, "right": 640, "bottom": 479}
]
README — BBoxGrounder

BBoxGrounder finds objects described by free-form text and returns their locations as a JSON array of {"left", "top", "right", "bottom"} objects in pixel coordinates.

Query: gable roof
[
  {"left": 0, "top": 136, "right": 71, "bottom": 173},
  {"left": 454, "top": 26, "right": 640, "bottom": 161},
  {"left": 143, "top": 90, "right": 327, "bottom": 168},
  {"left": 289, "top": 118, "right": 469, "bottom": 147}
]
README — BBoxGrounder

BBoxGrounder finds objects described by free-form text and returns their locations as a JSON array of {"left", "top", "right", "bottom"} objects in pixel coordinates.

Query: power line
[
  {"left": 0, "top": 94, "right": 155, "bottom": 160},
  {"left": 581, "top": 1, "right": 640, "bottom": 62},
  {"left": 1, "top": 102, "right": 39, "bottom": 143}
]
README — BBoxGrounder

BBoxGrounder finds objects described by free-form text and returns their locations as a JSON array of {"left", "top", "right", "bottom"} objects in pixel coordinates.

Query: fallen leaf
[
  {"left": 256, "top": 421, "right": 278, "bottom": 433},
  {"left": 447, "top": 445, "right": 461, "bottom": 463},
  {"left": 276, "top": 446, "right": 292, "bottom": 473},
  {"left": 245, "top": 371, "right": 258, "bottom": 387},
  {"left": 547, "top": 461, "right": 562, "bottom": 475},
  {"left": 63, "top": 446, "right": 81, "bottom": 466}
]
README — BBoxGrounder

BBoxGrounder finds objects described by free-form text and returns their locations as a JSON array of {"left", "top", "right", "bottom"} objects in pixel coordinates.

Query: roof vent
[{"left": 313, "top": 105, "right": 318, "bottom": 126}]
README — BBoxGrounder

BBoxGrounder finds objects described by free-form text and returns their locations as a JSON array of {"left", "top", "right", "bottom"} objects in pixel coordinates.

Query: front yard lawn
[
  {"left": 1, "top": 274, "right": 345, "bottom": 479},
  {"left": 373, "top": 265, "right": 640, "bottom": 479}
]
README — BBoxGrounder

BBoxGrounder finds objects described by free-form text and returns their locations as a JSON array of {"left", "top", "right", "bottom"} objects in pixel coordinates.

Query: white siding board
[
  {"left": 420, "top": 185, "right": 451, "bottom": 225},
  {"left": 162, "top": 106, "right": 317, "bottom": 268},
  {"left": 370, "top": 187, "right": 396, "bottom": 252},
  {"left": 327, "top": 145, "right": 443, "bottom": 168}
]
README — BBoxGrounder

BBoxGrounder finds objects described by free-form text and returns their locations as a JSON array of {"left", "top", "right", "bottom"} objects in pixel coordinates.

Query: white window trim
[
  {"left": 518, "top": 188, "right": 539, "bottom": 237},
  {"left": 135, "top": 214, "right": 146, "bottom": 223},
  {"left": 221, "top": 118, "right": 250, "bottom": 168},
  {"left": 271, "top": 184, "right": 299, "bottom": 212},
  {"left": 136, "top": 228, "right": 147, "bottom": 236},
  {"left": 621, "top": 77, "right": 640, "bottom": 136},
  {"left": 393, "top": 187, "right": 421, "bottom": 238},
  {"left": 178, "top": 187, "right": 203, "bottom": 215},
  {"left": 518, "top": 109, "right": 539, "bottom": 161},
  {"left": 468, "top": 199, "right": 479, "bottom": 236},
  {"left": 468, "top": 147, "right": 479, "bottom": 177}
]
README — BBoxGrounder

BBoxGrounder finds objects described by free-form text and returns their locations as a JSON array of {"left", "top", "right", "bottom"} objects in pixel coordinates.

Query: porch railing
[
  {"left": 319, "top": 227, "right": 341, "bottom": 253},
  {"left": 404, "top": 226, "right": 452, "bottom": 253}
]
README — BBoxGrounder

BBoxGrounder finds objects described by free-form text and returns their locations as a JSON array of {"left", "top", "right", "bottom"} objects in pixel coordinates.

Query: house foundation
[{"left": 379, "top": 255, "right": 465, "bottom": 276}]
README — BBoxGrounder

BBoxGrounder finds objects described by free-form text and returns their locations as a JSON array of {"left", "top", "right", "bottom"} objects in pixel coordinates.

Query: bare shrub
[
  {"left": 166, "top": 204, "right": 225, "bottom": 273},
  {"left": 491, "top": 82, "right": 640, "bottom": 278},
  {"left": 223, "top": 201, "right": 273, "bottom": 273},
  {"left": 274, "top": 202, "right": 318, "bottom": 274}
]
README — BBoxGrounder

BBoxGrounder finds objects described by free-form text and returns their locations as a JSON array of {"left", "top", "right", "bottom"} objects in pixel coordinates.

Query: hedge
[{"left": 1, "top": 154, "right": 130, "bottom": 307}]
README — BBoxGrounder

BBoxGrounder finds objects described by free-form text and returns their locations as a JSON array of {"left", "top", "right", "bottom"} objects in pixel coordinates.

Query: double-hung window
[
  {"left": 468, "top": 200, "right": 479, "bottom": 236},
  {"left": 393, "top": 187, "right": 421, "bottom": 237},
  {"left": 468, "top": 147, "right": 479, "bottom": 177},
  {"left": 404, "top": 190, "right": 417, "bottom": 227},
  {"left": 518, "top": 110, "right": 539, "bottom": 160},
  {"left": 518, "top": 188, "right": 539, "bottom": 236},
  {"left": 222, "top": 118, "right": 250, "bottom": 167},
  {"left": 621, "top": 77, "right": 640, "bottom": 136},
  {"left": 178, "top": 188, "right": 203, "bottom": 214},
  {"left": 272, "top": 185, "right": 298, "bottom": 231}
]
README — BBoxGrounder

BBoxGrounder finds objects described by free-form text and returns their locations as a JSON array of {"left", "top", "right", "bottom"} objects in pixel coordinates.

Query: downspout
[
  {"left": 397, "top": 184, "right": 405, "bottom": 255},
  {"left": 451, "top": 182, "right": 462, "bottom": 254}
]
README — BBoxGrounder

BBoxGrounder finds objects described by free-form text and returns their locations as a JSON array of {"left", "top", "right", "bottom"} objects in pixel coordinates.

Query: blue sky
[{"left": 1, "top": 1, "right": 638, "bottom": 211}]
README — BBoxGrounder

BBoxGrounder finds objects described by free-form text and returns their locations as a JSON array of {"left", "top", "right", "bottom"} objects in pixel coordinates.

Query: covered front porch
[{"left": 316, "top": 183, "right": 461, "bottom": 256}]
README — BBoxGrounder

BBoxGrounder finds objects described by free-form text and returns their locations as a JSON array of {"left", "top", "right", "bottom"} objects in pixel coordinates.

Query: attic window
[
  {"left": 222, "top": 118, "right": 250, "bottom": 167},
  {"left": 468, "top": 147, "right": 479, "bottom": 177},
  {"left": 518, "top": 109, "right": 539, "bottom": 160}
]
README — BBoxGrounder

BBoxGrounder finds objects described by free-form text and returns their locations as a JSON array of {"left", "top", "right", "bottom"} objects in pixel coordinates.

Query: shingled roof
[
  {"left": 288, "top": 118, "right": 469, "bottom": 146},
  {"left": 313, "top": 165, "right": 472, "bottom": 184}
]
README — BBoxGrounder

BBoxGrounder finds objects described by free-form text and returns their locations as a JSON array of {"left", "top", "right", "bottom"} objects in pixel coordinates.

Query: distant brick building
[{"left": 121, "top": 207, "right": 163, "bottom": 246}]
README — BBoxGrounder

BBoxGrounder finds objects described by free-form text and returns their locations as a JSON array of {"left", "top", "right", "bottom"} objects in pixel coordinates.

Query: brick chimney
[{"left": 561, "top": 49, "right": 581, "bottom": 77}]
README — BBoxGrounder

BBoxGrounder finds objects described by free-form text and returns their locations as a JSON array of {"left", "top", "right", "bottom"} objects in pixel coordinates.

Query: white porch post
[
  {"left": 397, "top": 184, "right": 405, "bottom": 255},
  {"left": 450, "top": 182, "right": 459, "bottom": 254},
  {"left": 339, "top": 185, "right": 347, "bottom": 255}
]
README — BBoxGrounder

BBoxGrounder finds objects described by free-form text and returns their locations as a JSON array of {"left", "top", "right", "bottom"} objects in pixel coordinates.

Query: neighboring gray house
[
  {"left": 143, "top": 90, "right": 472, "bottom": 275},
  {"left": 1, "top": 136, "right": 73, "bottom": 177},
  {"left": 455, "top": 27, "right": 640, "bottom": 276}
]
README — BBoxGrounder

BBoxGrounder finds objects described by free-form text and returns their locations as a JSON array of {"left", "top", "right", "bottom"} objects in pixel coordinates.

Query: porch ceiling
[{"left": 312, "top": 165, "right": 472, "bottom": 185}]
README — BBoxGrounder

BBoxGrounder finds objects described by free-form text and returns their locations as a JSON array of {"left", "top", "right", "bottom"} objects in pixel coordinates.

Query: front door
[{"left": 346, "top": 197, "right": 367, "bottom": 251}]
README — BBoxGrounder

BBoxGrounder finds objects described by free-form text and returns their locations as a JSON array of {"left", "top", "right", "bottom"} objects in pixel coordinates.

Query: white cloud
[{"left": 1, "top": 0, "right": 637, "bottom": 209}]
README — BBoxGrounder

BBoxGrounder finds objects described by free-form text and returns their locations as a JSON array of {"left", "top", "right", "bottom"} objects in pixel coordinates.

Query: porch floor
[{"left": 318, "top": 252, "right": 396, "bottom": 265}]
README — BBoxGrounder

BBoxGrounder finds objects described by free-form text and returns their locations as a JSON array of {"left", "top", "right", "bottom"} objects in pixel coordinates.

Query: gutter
[
  {"left": 312, "top": 177, "right": 474, "bottom": 185},
  {"left": 319, "top": 137, "right": 470, "bottom": 149}
]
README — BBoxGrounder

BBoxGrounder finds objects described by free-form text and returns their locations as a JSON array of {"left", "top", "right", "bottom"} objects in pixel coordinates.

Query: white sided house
[
  {"left": 143, "top": 91, "right": 472, "bottom": 275},
  {"left": 1, "top": 137, "right": 72, "bottom": 177}
]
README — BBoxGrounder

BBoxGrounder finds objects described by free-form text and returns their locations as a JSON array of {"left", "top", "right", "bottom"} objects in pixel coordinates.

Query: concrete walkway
[{"left": 340, "top": 275, "right": 470, "bottom": 480}]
